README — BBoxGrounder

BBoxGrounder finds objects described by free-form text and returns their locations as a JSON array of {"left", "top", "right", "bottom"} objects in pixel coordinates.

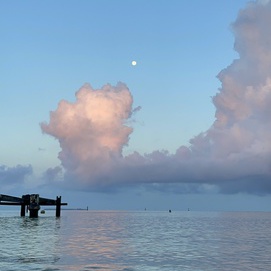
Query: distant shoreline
[{"left": 43, "top": 208, "right": 88, "bottom": 211}]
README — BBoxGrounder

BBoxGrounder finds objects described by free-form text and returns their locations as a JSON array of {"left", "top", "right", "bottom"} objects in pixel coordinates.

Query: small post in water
[{"left": 56, "top": 196, "right": 61, "bottom": 217}]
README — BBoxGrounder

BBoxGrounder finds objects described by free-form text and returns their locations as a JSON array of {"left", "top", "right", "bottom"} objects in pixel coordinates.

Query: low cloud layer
[
  {"left": 0, "top": 165, "right": 33, "bottom": 190},
  {"left": 41, "top": 1, "right": 271, "bottom": 195}
]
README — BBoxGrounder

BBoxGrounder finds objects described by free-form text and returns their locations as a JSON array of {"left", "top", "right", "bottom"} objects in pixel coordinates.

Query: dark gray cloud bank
[{"left": 0, "top": 165, "right": 33, "bottom": 190}]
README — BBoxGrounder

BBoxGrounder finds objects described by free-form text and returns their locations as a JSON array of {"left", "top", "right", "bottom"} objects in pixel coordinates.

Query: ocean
[{"left": 0, "top": 210, "right": 270, "bottom": 271}]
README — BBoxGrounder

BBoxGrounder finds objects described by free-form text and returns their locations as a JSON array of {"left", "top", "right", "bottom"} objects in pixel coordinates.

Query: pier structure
[{"left": 0, "top": 194, "right": 67, "bottom": 218}]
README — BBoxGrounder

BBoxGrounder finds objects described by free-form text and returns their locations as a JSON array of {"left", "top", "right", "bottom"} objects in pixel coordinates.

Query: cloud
[
  {"left": 0, "top": 164, "right": 33, "bottom": 189},
  {"left": 41, "top": 1, "right": 271, "bottom": 195},
  {"left": 41, "top": 82, "right": 134, "bottom": 190},
  {"left": 42, "top": 166, "right": 63, "bottom": 183}
]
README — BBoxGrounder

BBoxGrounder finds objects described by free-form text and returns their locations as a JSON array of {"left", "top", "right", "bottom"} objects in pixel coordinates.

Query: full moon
[{"left": 131, "top": 60, "right": 137, "bottom": 66}]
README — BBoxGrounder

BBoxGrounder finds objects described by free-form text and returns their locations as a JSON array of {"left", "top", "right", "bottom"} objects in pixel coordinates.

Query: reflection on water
[
  {"left": 0, "top": 210, "right": 271, "bottom": 270},
  {"left": 57, "top": 211, "right": 133, "bottom": 271},
  {"left": 0, "top": 213, "right": 61, "bottom": 271}
]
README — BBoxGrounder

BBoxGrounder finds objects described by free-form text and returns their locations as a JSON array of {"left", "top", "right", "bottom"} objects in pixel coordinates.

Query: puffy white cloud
[{"left": 41, "top": 82, "right": 134, "bottom": 189}]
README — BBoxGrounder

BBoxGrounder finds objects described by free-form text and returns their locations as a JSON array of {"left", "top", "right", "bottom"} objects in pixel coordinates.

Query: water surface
[{"left": 0, "top": 210, "right": 270, "bottom": 271}]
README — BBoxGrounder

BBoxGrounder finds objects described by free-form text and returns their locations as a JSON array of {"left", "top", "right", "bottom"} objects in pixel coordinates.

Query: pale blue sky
[
  {"left": 1, "top": 0, "right": 271, "bottom": 211},
  {"left": 1, "top": 0, "right": 245, "bottom": 164}
]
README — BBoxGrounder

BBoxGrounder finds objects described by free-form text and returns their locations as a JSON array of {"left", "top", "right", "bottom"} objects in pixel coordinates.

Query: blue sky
[{"left": 1, "top": 0, "right": 271, "bottom": 211}]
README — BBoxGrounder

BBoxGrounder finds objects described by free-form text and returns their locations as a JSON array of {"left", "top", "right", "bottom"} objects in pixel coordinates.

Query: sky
[{"left": 1, "top": 0, "right": 271, "bottom": 211}]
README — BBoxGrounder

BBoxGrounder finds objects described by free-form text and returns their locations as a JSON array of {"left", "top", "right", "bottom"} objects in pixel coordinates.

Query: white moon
[{"left": 131, "top": 60, "right": 137, "bottom": 66}]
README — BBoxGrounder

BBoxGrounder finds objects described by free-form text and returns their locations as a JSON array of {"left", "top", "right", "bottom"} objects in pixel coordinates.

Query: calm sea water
[{"left": 0, "top": 210, "right": 270, "bottom": 271}]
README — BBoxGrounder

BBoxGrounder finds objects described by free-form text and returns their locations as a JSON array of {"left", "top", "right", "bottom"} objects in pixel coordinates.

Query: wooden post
[
  {"left": 20, "top": 204, "right": 25, "bottom": 217},
  {"left": 29, "top": 209, "right": 39, "bottom": 218},
  {"left": 56, "top": 196, "right": 61, "bottom": 217},
  {"left": 21, "top": 195, "right": 26, "bottom": 217}
]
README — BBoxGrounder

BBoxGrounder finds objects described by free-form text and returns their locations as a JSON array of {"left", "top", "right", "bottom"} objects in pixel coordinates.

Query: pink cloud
[{"left": 41, "top": 82, "right": 135, "bottom": 188}]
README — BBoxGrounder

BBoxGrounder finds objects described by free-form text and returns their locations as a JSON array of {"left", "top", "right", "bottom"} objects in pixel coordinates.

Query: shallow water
[{"left": 0, "top": 210, "right": 270, "bottom": 271}]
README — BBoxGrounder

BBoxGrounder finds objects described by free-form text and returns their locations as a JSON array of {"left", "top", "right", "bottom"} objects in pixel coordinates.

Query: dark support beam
[
  {"left": 20, "top": 204, "right": 25, "bottom": 217},
  {"left": 56, "top": 196, "right": 61, "bottom": 217},
  {"left": 20, "top": 194, "right": 27, "bottom": 217},
  {"left": 29, "top": 209, "right": 39, "bottom": 218},
  {"left": 0, "top": 194, "right": 23, "bottom": 203},
  {"left": 0, "top": 202, "right": 21, "bottom": 205}
]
